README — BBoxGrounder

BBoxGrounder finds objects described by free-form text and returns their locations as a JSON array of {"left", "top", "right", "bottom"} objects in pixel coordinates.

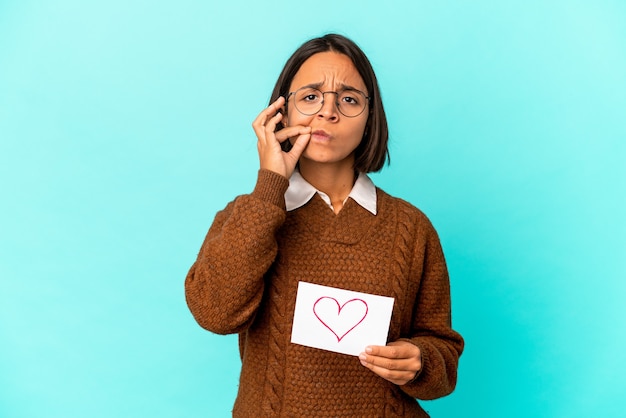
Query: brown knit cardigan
[{"left": 185, "top": 170, "right": 464, "bottom": 417}]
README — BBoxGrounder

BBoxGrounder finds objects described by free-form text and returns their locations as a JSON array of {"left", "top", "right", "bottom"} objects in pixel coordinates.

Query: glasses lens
[
  {"left": 293, "top": 87, "right": 367, "bottom": 117},
  {"left": 294, "top": 88, "right": 323, "bottom": 115},
  {"left": 337, "top": 90, "right": 367, "bottom": 117}
]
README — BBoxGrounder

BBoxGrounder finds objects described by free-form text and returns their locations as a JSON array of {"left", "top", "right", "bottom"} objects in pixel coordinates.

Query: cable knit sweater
[{"left": 185, "top": 170, "right": 464, "bottom": 417}]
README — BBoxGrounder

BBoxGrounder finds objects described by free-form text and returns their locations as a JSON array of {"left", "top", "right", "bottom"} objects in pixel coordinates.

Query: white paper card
[{"left": 291, "top": 281, "right": 395, "bottom": 356}]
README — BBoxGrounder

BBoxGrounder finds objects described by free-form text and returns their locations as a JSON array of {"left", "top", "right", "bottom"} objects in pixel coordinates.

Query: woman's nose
[{"left": 317, "top": 94, "right": 339, "bottom": 120}]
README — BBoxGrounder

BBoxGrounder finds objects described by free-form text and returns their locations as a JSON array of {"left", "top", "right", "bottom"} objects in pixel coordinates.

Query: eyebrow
[{"left": 299, "top": 81, "right": 366, "bottom": 94}]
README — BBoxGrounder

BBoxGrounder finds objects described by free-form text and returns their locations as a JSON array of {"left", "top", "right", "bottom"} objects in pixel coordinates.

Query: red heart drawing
[{"left": 313, "top": 297, "right": 369, "bottom": 342}]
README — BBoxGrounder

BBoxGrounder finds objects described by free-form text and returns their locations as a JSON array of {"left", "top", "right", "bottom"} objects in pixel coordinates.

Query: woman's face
[{"left": 285, "top": 52, "right": 369, "bottom": 169}]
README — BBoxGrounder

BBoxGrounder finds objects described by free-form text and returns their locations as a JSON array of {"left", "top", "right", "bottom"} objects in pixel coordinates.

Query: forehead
[{"left": 290, "top": 51, "right": 366, "bottom": 91}]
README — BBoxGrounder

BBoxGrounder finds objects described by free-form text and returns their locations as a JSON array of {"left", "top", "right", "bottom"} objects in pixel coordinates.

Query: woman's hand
[
  {"left": 252, "top": 96, "right": 311, "bottom": 179},
  {"left": 359, "top": 340, "right": 422, "bottom": 386}
]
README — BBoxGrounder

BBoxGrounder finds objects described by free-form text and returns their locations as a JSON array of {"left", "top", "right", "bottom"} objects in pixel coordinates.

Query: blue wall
[{"left": 1, "top": 1, "right": 624, "bottom": 417}]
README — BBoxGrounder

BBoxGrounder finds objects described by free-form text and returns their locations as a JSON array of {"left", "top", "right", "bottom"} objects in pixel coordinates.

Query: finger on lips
[
  {"left": 254, "top": 97, "right": 312, "bottom": 151},
  {"left": 275, "top": 125, "right": 311, "bottom": 142}
]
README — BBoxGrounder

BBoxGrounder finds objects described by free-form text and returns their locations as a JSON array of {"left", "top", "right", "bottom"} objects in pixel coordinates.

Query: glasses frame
[{"left": 286, "top": 87, "right": 371, "bottom": 118}]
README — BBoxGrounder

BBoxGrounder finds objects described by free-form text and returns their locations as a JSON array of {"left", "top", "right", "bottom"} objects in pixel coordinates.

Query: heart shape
[{"left": 313, "top": 297, "right": 368, "bottom": 342}]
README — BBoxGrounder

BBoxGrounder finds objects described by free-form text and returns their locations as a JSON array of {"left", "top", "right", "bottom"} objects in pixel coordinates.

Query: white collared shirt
[{"left": 285, "top": 170, "right": 377, "bottom": 215}]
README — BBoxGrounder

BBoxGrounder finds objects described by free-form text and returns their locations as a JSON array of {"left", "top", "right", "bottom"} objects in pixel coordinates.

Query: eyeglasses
[{"left": 287, "top": 87, "right": 370, "bottom": 118}]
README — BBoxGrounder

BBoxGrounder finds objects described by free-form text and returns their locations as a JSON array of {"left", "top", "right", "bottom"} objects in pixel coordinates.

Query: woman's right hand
[{"left": 252, "top": 96, "right": 311, "bottom": 179}]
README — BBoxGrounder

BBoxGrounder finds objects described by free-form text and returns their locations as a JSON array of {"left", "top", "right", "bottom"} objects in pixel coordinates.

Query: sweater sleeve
[
  {"left": 185, "top": 169, "right": 290, "bottom": 335},
  {"left": 398, "top": 218, "right": 464, "bottom": 400}
]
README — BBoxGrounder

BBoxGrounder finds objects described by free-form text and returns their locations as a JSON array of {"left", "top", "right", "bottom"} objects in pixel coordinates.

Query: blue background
[{"left": 1, "top": 1, "right": 624, "bottom": 417}]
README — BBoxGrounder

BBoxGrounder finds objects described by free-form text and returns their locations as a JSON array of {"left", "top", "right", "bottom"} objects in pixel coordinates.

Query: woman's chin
[{"left": 299, "top": 149, "right": 355, "bottom": 169}]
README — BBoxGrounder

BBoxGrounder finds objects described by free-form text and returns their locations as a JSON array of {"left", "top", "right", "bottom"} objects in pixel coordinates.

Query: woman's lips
[{"left": 311, "top": 130, "right": 331, "bottom": 141}]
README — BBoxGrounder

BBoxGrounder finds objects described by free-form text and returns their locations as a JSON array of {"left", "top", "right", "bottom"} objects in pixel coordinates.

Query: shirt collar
[{"left": 285, "top": 170, "right": 377, "bottom": 215}]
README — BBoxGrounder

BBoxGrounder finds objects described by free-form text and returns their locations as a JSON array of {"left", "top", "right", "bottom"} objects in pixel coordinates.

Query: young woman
[{"left": 185, "top": 34, "right": 464, "bottom": 417}]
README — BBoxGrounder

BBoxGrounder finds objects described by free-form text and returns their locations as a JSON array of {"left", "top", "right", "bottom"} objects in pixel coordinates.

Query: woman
[{"left": 185, "top": 34, "right": 463, "bottom": 417}]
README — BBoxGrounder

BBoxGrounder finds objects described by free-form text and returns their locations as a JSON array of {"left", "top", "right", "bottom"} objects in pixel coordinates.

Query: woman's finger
[
  {"left": 252, "top": 96, "right": 286, "bottom": 142},
  {"left": 275, "top": 125, "right": 312, "bottom": 143},
  {"left": 283, "top": 131, "right": 311, "bottom": 168},
  {"left": 252, "top": 96, "right": 285, "bottom": 128},
  {"left": 358, "top": 341, "right": 422, "bottom": 385},
  {"left": 264, "top": 111, "right": 283, "bottom": 138},
  {"left": 359, "top": 362, "right": 416, "bottom": 386}
]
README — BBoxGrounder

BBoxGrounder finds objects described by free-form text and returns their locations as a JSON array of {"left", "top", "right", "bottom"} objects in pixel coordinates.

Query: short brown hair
[{"left": 270, "top": 34, "right": 389, "bottom": 173}]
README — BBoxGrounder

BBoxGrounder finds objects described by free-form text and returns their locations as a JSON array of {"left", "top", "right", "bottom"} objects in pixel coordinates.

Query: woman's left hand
[{"left": 359, "top": 340, "right": 422, "bottom": 386}]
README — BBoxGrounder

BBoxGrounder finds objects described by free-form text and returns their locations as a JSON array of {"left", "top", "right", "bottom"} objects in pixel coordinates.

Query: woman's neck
[{"left": 298, "top": 159, "right": 357, "bottom": 214}]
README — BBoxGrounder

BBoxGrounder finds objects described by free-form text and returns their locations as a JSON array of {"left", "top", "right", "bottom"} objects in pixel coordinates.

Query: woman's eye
[
  {"left": 342, "top": 96, "right": 359, "bottom": 105},
  {"left": 299, "top": 92, "right": 320, "bottom": 103}
]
